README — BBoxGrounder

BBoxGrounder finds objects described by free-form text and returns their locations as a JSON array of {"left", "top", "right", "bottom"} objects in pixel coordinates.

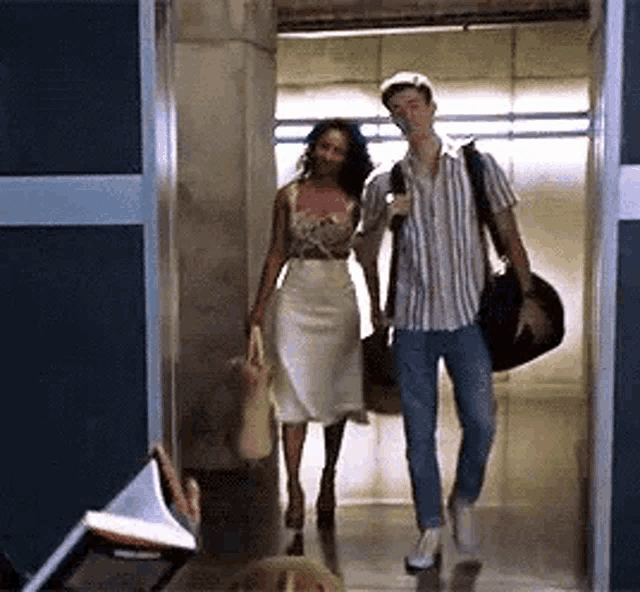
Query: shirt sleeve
[
  {"left": 480, "top": 151, "right": 518, "bottom": 213},
  {"left": 357, "top": 169, "right": 391, "bottom": 236}
]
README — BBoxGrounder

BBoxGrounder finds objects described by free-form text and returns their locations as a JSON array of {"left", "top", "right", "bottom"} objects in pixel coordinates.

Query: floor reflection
[
  {"left": 318, "top": 526, "right": 341, "bottom": 578},
  {"left": 168, "top": 394, "right": 587, "bottom": 591},
  {"left": 283, "top": 525, "right": 342, "bottom": 577},
  {"left": 285, "top": 532, "right": 304, "bottom": 558},
  {"left": 168, "top": 504, "right": 585, "bottom": 591},
  {"left": 412, "top": 560, "right": 483, "bottom": 592},
  {"left": 447, "top": 561, "right": 483, "bottom": 591}
]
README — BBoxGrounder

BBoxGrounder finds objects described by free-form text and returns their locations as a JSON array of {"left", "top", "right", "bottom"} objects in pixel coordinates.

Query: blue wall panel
[
  {"left": 0, "top": 1, "right": 141, "bottom": 176},
  {"left": 0, "top": 0, "right": 155, "bottom": 578},
  {"left": 611, "top": 220, "right": 640, "bottom": 590},
  {"left": 0, "top": 225, "right": 149, "bottom": 575}
]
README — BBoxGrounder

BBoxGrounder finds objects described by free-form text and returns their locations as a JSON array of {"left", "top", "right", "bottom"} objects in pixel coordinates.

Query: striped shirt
[{"left": 360, "top": 136, "right": 518, "bottom": 331}]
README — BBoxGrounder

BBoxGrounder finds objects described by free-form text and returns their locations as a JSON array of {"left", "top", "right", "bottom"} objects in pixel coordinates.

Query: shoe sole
[
  {"left": 447, "top": 505, "right": 480, "bottom": 555},
  {"left": 404, "top": 550, "right": 442, "bottom": 575}
]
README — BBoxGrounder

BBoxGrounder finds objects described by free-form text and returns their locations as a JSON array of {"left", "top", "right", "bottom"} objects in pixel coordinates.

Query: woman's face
[{"left": 311, "top": 128, "right": 349, "bottom": 178}]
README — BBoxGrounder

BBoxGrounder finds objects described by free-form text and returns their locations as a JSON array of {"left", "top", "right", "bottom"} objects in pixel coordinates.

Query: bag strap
[
  {"left": 462, "top": 142, "right": 488, "bottom": 212},
  {"left": 385, "top": 162, "right": 406, "bottom": 318},
  {"left": 248, "top": 324, "right": 265, "bottom": 365},
  {"left": 462, "top": 141, "right": 507, "bottom": 259}
]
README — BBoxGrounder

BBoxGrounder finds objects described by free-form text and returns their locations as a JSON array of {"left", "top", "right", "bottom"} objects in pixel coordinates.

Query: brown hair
[{"left": 381, "top": 82, "right": 433, "bottom": 110}]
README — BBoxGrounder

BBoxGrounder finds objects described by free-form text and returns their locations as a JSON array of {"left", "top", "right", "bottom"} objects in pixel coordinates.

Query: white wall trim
[
  {"left": 0, "top": 176, "right": 147, "bottom": 225},
  {"left": 338, "top": 498, "right": 539, "bottom": 508},
  {"left": 618, "top": 165, "right": 640, "bottom": 220},
  {"left": 140, "top": 0, "right": 163, "bottom": 450},
  {"left": 591, "top": 0, "right": 624, "bottom": 590}
]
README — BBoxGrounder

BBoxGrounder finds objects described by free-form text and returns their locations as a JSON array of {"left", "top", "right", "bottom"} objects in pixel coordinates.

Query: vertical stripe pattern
[{"left": 361, "top": 137, "right": 518, "bottom": 331}]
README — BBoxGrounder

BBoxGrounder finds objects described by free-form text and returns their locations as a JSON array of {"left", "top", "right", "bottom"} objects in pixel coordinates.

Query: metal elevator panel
[{"left": 0, "top": 0, "right": 173, "bottom": 578}]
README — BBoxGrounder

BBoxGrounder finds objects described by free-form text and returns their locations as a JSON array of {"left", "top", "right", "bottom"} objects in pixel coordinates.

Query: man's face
[{"left": 386, "top": 87, "right": 435, "bottom": 137}]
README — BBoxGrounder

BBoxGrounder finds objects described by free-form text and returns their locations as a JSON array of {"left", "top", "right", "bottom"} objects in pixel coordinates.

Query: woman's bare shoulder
[{"left": 275, "top": 180, "right": 299, "bottom": 208}]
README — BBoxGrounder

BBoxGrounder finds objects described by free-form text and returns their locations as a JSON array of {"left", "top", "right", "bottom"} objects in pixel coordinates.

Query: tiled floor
[{"left": 169, "top": 388, "right": 589, "bottom": 592}]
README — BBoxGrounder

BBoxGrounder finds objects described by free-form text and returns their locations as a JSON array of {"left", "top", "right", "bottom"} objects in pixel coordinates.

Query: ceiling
[{"left": 275, "top": 0, "right": 589, "bottom": 33}]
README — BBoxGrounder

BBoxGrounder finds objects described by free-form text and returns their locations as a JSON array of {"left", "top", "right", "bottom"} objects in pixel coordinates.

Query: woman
[{"left": 249, "top": 118, "right": 373, "bottom": 530}]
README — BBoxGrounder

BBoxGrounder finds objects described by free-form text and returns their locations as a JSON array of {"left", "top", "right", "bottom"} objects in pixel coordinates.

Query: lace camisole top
[{"left": 286, "top": 181, "right": 357, "bottom": 260}]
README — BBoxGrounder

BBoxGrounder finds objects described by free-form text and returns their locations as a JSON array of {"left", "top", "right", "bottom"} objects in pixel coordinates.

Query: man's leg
[
  {"left": 394, "top": 328, "right": 444, "bottom": 572},
  {"left": 394, "top": 328, "right": 443, "bottom": 529},
  {"left": 443, "top": 323, "right": 495, "bottom": 552}
]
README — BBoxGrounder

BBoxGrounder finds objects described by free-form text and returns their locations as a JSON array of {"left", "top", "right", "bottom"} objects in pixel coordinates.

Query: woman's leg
[
  {"left": 323, "top": 416, "right": 347, "bottom": 474},
  {"left": 282, "top": 422, "right": 307, "bottom": 529},
  {"left": 317, "top": 417, "right": 347, "bottom": 527}
]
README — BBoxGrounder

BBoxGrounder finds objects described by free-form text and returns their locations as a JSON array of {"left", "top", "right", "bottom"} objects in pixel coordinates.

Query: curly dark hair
[{"left": 298, "top": 118, "right": 374, "bottom": 201}]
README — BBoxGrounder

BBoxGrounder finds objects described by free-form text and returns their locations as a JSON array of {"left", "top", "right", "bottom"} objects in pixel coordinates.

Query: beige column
[{"left": 174, "top": 0, "right": 277, "bottom": 470}]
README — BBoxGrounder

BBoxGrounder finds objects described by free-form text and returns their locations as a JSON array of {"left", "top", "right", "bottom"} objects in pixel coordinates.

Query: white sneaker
[
  {"left": 448, "top": 497, "right": 480, "bottom": 554},
  {"left": 404, "top": 527, "right": 442, "bottom": 573}
]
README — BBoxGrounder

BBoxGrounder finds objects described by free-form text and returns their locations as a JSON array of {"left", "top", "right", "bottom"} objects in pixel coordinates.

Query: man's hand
[
  {"left": 371, "top": 306, "right": 390, "bottom": 332},
  {"left": 516, "top": 296, "right": 551, "bottom": 343},
  {"left": 248, "top": 306, "right": 264, "bottom": 334},
  {"left": 388, "top": 193, "right": 411, "bottom": 219}
]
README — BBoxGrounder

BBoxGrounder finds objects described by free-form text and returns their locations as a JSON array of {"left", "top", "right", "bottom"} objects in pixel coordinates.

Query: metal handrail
[{"left": 273, "top": 111, "right": 592, "bottom": 143}]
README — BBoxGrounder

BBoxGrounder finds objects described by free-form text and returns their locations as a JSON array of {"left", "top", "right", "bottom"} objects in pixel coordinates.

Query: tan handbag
[{"left": 238, "top": 325, "right": 274, "bottom": 460}]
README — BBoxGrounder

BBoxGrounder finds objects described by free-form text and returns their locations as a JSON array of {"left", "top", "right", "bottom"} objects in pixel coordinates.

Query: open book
[{"left": 22, "top": 457, "right": 198, "bottom": 592}]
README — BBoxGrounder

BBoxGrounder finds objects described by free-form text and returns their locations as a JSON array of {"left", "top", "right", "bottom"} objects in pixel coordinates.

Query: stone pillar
[{"left": 174, "top": 0, "right": 277, "bottom": 470}]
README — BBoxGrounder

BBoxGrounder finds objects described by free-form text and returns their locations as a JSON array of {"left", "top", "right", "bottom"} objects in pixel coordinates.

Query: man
[{"left": 358, "top": 72, "right": 543, "bottom": 572}]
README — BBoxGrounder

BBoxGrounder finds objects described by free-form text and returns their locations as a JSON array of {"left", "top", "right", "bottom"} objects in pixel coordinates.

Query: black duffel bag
[
  {"left": 478, "top": 265, "right": 565, "bottom": 372},
  {"left": 463, "top": 142, "right": 565, "bottom": 371}
]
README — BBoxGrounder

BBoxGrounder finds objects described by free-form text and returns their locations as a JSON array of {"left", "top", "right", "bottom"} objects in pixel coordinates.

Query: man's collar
[
  {"left": 441, "top": 134, "right": 464, "bottom": 158},
  {"left": 404, "top": 133, "right": 465, "bottom": 166}
]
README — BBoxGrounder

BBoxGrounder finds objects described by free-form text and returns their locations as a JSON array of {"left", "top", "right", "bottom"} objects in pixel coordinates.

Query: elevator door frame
[{"left": 587, "top": 0, "right": 622, "bottom": 590}]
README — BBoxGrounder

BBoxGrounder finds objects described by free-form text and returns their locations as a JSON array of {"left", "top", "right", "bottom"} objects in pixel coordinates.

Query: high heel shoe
[
  {"left": 285, "top": 532, "right": 304, "bottom": 556},
  {"left": 316, "top": 470, "right": 336, "bottom": 528},
  {"left": 285, "top": 486, "right": 305, "bottom": 530}
]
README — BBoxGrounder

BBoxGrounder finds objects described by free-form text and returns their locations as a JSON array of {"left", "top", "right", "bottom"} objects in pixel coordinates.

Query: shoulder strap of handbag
[{"left": 384, "top": 162, "right": 406, "bottom": 319}]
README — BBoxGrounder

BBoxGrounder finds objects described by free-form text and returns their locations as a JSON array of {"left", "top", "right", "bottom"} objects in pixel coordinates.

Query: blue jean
[{"left": 393, "top": 323, "right": 495, "bottom": 529}]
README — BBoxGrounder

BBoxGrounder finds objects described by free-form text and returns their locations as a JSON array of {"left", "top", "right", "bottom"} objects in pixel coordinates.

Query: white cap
[{"left": 380, "top": 71, "right": 435, "bottom": 98}]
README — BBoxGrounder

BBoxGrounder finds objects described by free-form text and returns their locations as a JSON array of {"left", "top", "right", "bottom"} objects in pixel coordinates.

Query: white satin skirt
[{"left": 267, "top": 258, "right": 365, "bottom": 426}]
